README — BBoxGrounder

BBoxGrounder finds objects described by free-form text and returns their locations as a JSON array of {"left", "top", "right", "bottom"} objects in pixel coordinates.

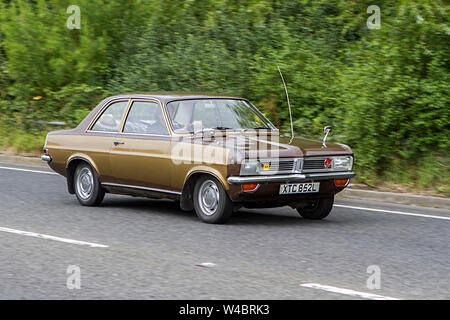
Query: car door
[
  {"left": 83, "top": 99, "right": 130, "bottom": 182},
  {"left": 109, "top": 99, "right": 173, "bottom": 191}
]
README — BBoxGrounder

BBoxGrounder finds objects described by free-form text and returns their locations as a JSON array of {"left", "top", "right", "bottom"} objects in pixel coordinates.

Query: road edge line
[
  {"left": 334, "top": 204, "right": 450, "bottom": 221},
  {"left": 300, "top": 283, "right": 399, "bottom": 300},
  {"left": 0, "top": 226, "right": 109, "bottom": 248},
  {"left": 0, "top": 166, "right": 57, "bottom": 175}
]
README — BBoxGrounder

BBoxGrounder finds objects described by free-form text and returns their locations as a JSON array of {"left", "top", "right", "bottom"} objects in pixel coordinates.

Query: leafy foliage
[{"left": 0, "top": 0, "right": 448, "bottom": 191}]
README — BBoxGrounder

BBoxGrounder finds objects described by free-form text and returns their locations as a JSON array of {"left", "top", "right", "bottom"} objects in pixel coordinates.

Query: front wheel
[
  {"left": 297, "top": 196, "right": 334, "bottom": 220},
  {"left": 74, "top": 163, "right": 105, "bottom": 206},
  {"left": 193, "top": 176, "right": 233, "bottom": 224}
]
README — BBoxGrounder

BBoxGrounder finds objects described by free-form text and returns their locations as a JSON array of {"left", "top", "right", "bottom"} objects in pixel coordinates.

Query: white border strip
[
  {"left": 334, "top": 204, "right": 450, "bottom": 221},
  {"left": 301, "top": 283, "right": 399, "bottom": 300},
  {"left": 0, "top": 166, "right": 57, "bottom": 175},
  {"left": 0, "top": 226, "right": 108, "bottom": 248}
]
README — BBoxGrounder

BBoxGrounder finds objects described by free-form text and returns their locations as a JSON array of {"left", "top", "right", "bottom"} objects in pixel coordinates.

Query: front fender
[{"left": 184, "top": 166, "right": 228, "bottom": 190}]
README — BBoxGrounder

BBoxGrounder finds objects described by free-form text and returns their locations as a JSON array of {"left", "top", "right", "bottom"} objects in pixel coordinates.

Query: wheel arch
[
  {"left": 65, "top": 154, "right": 100, "bottom": 194},
  {"left": 179, "top": 167, "right": 228, "bottom": 211}
]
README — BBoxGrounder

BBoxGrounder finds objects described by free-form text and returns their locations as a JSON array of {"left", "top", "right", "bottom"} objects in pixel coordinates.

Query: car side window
[
  {"left": 91, "top": 101, "right": 128, "bottom": 132},
  {"left": 123, "top": 101, "right": 169, "bottom": 135}
]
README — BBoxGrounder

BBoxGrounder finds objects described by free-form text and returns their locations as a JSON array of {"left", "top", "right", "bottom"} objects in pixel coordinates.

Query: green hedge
[{"left": 0, "top": 0, "right": 448, "bottom": 193}]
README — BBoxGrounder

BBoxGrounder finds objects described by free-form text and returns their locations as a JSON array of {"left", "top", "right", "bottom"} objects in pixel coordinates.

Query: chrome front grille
[
  {"left": 302, "top": 157, "right": 342, "bottom": 172},
  {"left": 244, "top": 156, "right": 351, "bottom": 175},
  {"left": 303, "top": 159, "right": 326, "bottom": 170},
  {"left": 264, "top": 159, "right": 295, "bottom": 172}
]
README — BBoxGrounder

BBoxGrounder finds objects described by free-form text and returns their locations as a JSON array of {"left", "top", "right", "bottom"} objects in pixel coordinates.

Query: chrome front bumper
[
  {"left": 227, "top": 171, "right": 356, "bottom": 184},
  {"left": 41, "top": 155, "right": 52, "bottom": 162}
]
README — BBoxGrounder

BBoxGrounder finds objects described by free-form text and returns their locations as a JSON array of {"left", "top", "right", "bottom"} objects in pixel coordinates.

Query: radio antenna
[{"left": 277, "top": 65, "right": 294, "bottom": 144}]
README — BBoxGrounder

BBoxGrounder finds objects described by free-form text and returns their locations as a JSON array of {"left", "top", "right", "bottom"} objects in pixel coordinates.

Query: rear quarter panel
[{"left": 46, "top": 132, "right": 113, "bottom": 180}]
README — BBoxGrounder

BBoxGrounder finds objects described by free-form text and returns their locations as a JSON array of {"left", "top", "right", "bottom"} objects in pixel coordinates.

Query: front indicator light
[
  {"left": 242, "top": 183, "right": 259, "bottom": 192},
  {"left": 334, "top": 178, "right": 349, "bottom": 187}
]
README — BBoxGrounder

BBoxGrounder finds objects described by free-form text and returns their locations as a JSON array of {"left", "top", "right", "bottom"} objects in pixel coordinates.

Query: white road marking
[
  {"left": 301, "top": 283, "right": 399, "bottom": 300},
  {"left": 334, "top": 204, "right": 450, "bottom": 221},
  {"left": 2, "top": 165, "right": 448, "bottom": 222},
  {"left": 0, "top": 226, "right": 108, "bottom": 248},
  {"left": 196, "top": 262, "right": 216, "bottom": 268},
  {"left": 0, "top": 166, "right": 57, "bottom": 175}
]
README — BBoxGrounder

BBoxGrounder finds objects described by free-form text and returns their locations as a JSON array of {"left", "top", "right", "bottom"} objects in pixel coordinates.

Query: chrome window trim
[
  {"left": 246, "top": 101, "right": 277, "bottom": 130},
  {"left": 121, "top": 99, "right": 171, "bottom": 136},
  {"left": 87, "top": 130, "right": 169, "bottom": 138},
  {"left": 86, "top": 130, "right": 118, "bottom": 134},
  {"left": 85, "top": 98, "right": 131, "bottom": 133},
  {"left": 117, "top": 132, "right": 171, "bottom": 138},
  {"left": 163, "top": 98, "right": 276, "bottom": 134},
  {"left": 101, "top": 182, "right": 181, "bottom": 195}
]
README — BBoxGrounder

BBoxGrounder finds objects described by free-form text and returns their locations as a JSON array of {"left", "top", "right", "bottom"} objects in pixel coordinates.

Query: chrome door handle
[{"left": 113, "top": 141, "right": 124, "bottom": 146}]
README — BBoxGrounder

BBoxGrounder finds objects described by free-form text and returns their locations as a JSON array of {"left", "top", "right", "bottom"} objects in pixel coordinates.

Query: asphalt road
[{"left": 0, "top": 161, "right": 449, "bottom": 300}]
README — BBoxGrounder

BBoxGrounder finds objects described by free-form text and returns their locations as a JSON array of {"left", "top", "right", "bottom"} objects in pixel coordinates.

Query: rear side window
[
  {"left": 123, "top": 101, "right": 169, "bottom": 135},
  {"left": 91, "top": 101, "right": 128, "bottom": 132}
]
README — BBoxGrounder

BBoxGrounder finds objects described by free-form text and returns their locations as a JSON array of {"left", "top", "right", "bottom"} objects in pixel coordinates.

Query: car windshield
[{"left": 166, "top": 99, "right": 273, "bottom": 133}]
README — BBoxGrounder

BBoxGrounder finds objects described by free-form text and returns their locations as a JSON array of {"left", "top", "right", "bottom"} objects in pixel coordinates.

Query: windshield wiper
[
  {"left": 212, "top": 126, "right": 232, "bottom": 130},
  {"left": 242, "top": 127, "right": 270, "bottom": 131}
]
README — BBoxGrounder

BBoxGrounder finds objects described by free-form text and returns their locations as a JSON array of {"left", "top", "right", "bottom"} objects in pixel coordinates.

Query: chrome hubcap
[
  {"left": 76, "top": 167, "right": 93, "bottom": 200},
  {"left": 198, "top": 180, "right": 219, "bottom": 216}
]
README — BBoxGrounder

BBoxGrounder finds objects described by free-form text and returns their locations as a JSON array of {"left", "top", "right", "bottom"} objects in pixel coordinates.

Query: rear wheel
[
  {"left": 297, "top": 196, "right": 334, "bottom": 220},
  {"left": 193, "top": 176, "right": 233, "bottom": 224},
  {"left": 74, "top": 163, "right": 105, "bottom": 206}
]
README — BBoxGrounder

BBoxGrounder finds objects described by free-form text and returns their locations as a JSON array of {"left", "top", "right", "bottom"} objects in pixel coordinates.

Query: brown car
[{"left": 42, "top": 93, "right": 355, "bottom": 223}]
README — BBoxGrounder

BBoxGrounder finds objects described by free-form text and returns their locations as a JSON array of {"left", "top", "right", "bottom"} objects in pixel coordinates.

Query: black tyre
[
  {"left": 193, "top": 176, "right": 233, "bottom": 224},
  {"left": 297, "top": 196, "right": 334, "bottom": 220},
  {"left": 73, "top": 162, "right": 105, "bottom": 206}
]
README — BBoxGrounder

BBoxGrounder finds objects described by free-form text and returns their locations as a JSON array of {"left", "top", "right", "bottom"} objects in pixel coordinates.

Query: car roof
[{"left": 107, "top": 92, "right": 246, "bottom": 104}]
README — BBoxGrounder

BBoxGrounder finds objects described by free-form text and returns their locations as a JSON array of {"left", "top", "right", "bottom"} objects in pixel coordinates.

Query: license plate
[{"left": 279, "top": 182, "right": 320, "bottom": 194}]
